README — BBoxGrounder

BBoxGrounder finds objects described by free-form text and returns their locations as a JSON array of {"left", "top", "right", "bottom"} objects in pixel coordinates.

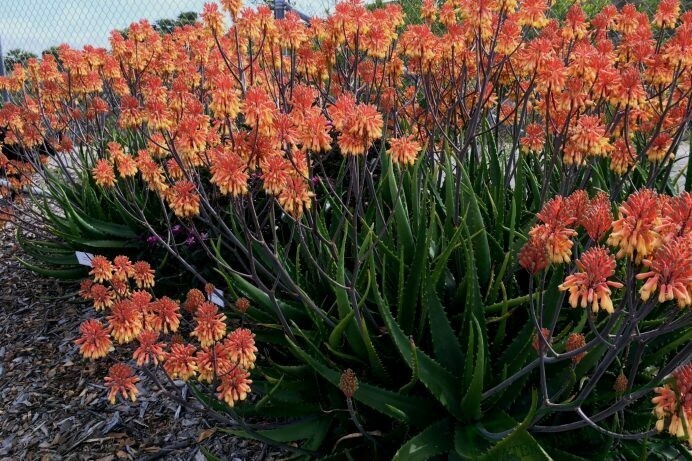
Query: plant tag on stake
[
  {"left": 75, "top": 251, "right": 95, "bottom": 267},
  {"left": 210, "top": 289, "right": 225, "bottom": 307}
]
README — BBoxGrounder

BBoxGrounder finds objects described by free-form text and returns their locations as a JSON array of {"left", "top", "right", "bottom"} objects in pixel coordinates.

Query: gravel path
[{"left": 0, "top": 225, "right": 277, "bottom": 461}]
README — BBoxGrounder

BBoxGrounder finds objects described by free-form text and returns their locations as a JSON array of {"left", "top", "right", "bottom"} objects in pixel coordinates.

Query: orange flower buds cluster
[
  {"left": 521, "top": 188, "right": 690, "bottom": 317},
  {"left": 76, "top": 255, "right": 256, "bottom": 407},
  {"left": 652, "top": 364, "right": 691, "bottom": 445}
]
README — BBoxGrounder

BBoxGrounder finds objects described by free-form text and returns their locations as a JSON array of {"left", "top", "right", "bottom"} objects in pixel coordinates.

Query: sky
[{"left": 0, "top": 0, "right": 332, "bottom": 56}]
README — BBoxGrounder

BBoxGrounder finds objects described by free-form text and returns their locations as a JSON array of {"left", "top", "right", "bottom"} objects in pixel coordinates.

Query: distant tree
[
  {"left": 3, "top": 49, "right": 37, "bottom": 71},
  {"left": 153, "top": 11, "right": 198, "bottom": 34},
  {"left": 42, "top": 46, "right": 60, "bottom": 62}
]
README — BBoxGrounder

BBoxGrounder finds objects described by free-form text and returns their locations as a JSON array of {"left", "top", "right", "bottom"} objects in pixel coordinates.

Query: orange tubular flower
[
  {"left": 652, "top": 364, "right": 692, "bottom": 444},
  {"left": 104, "top": 363, "right": 139, "bottom": 404},
  {"left": 610, "top": 138, "right": 636, "bottom": 175},
  {"left": 217, "top": 367, "right": 252, "bottom": 407},
  {"left": 529, "top": 196, "right": 578, "bottom": 264},
  {"left": 210, "top": 75, "right": 241, "bottom": 119},
  {"left": 647, "top": 133, "right": 673, "bottom": 163},
  {"left": 298, "top": 111, "right": 332, "bottom": 152},
  {"left": 278, "top": 175, "right": 313, "bottom": 219},
  {"left": 79, "top": 279, "right": 94, "bottom": 299},
  {"left": 191, "top": 301, "right": 227, "bottom": 348},
  {"left": 149, "top": 296, "right": 182, "bottom": 333},
  {"left": 244, "top": 87, "right": 275, "bottom": 132},
  {"left": 582, "top": 192, "right": 613, "bottom": 241},
  {"left": 201, "top": 3, "right": 225, "bottom": 35},
  {"left": 133, "top": 330, "right": 166, "bottom": 366},
  {"left": 563, "top": 116, "right": 612, "bottom": 166},
  {"left": 132, "top": 261, "right": 155, "bottom": 289},
  {"left": 90, "top": 283, "right": 115, "bottom": 310},
  {"left": 220, "top": 0, "right": 243, "bottom": 20},
  {"left": 184, "top": 288, "right": 206, "bottom": 313},
  {"left": 518, "top": 237, "right": 549, "bottom": 274},
  {"left": 164, "top": 343, "right": 198, "bottom": 381},
  {"left": 607, "top": 189, "right": 662, "bottom": 261},
  {"left": 354, "top": 104, "right": 383, "bottom": 142},
  {"left": 636, "top": 236, "right": 692, "bottom": 307},
  {"left": 559, "top": 246, "right": 623, "bottom": 314},
  {"left": 565, "top": 332, "right": 586, "bottom": 364},
  {"left": 235, "top": 297, "right": 250, "bottom": 313},
  {"left": 566, "top": 190, "right": 590, "bottom": 225},
  {"left": 225, "top": 328, "right": 258, "bottom": 370},
  {"left": 92, "top": 159, "right": 116, "bottom": 187},
  {"left": 75, "top": 319, "right": 114, "bottom": 359},
  {"left": 196, "top": 342, "right": 235, "bottom": 383},
  {"left": 108, "top": 300, "right": 143, "bottom": 343},
  {"left": 210, "top": 148, "right": 249, "bottom": 197},
  {"left": 112, "top": 149, "right": 138, "bottom": 178},
  {"left": 517, "top": 0, "right": 549, "bottom": 28},
  {"left": 388, "top": 136, "right": 421, "bottom": 166},
  {"left": 112, "top": 255, "right": 134, "bottom": 281},
  {"left": 532, "top": 327, "right": 552, "bottom": 353},
  {"left": 653, "top": 0, "right": 680, "bottom": 29},
  {"left": 130, "top": 291, "right": 153, "bottom": 314},
  {"left": 658, "top": 192, "right": 692, "bottom": 241},
  {"left": 167, "top": 180, "right": 200, "bottom": 218},
  {"left": 520, "top": 123, "right": 545, "bottom": 154},
  {"left": 89, "top": 255, "right": 114, "bottom": 283},
  {"left": 111, "top": 279, "right": 130, "bottom": 297}
]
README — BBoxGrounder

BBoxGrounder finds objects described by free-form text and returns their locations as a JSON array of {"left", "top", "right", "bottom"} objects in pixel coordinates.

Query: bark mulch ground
[{"left": 0, "top": 225, "right": 282, "bottom": 461}]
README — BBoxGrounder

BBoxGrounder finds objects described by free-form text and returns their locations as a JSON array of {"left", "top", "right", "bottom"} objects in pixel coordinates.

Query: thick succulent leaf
[
  {"left": 477, "top": 391, "right": 540, "bottom": 459},
  {"left": 427, "top": 286, "right": 464, "bottom": 376},
  {"left": 397, "top": 201, "right": 429, "bottom": 335},
  {"left": 16, "top": 257, "right": 87, "bottom": 280},
  {"left": 201, "top": 447, "right": 223, "bottom": 461},
  {"left": 230, "top": 272, "right": 308, "bottom": 322},
  {"left": 479, "top": 429, "right": 551, "bottom": 461},
  {"left": 460, "top": 315, "right": 485, "bottom": 421},
  {"left": 459, "top": 164, "right": 491, "bottom": 288},
  {"left": 384, "top": 153, "right": 414, "bottom": 259},
  {"left": 285, "top": 335, "right": 436, "bottom": 424},
  {"left": 371, "top": 260, "right": 463, "bottom": 417},
  {"left": 392, "top": 419, "right": 453, "bottom": 461}
]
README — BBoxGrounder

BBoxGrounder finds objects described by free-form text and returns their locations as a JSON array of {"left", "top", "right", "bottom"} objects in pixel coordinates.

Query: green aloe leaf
[
  {"left": 371, "top": 259, "right": 462, "bottom": 418},
  {"left": 16, "top": 258, "right": 87, "bottom": 280},
  {"left": 397, "top": 197, "right": 429, "bottom": 335},
  {"left": 223, "top": 416, "right": 329, "bottom": 443},
  {"left": 384, "top": 152, "right": 414, "bottom": 259},
  {"left": 458, "top": 392, "right": 548, "bottom": 461},
  {"left": 460, "top": 315, "right": 485, "bottom": 421},
  {"left": 285, "top": 335, "right": 436, "bottom": 424},
  {"left": 392, "top": 419, "right": 453, "bottom": 461},
  {"left": 427, "top": 286, "right": 464, "bottom": 376},
  {"left": 459, "top": 164, "right": 491, "bottom": 289}
]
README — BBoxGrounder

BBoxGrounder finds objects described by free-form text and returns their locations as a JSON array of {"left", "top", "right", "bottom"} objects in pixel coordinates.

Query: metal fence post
[
  {"left": 274, "top": 0, "right": 286, "bottom": 19},
  {"left": 0, "top": 36, "right": 8, "bottom": 103}
]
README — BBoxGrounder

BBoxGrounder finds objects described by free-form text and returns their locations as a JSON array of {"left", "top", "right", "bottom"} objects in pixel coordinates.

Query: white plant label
[
  {"left": 210, "top": 289, "right": 225, "bottom": 307},
  {"left": 75, "top": 251, "right": 95, "bottom": 267}
]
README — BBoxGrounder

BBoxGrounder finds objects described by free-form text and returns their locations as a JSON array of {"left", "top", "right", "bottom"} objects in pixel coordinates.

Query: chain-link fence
[
  {"left": 0, "top": 0, "right": 336, "bottom": 70},
  {"left": 1, "top": 0, "right": 664, "bottom": 73}
]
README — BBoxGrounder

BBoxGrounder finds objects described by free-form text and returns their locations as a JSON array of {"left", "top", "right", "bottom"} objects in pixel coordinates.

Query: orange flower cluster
[
  {"left": 76, "top": 255, "right": 256, "bottom": 407},
  {"left": 652, "top": 364, "right": 692, "bottom": 445},
  {"left": 0, "top": 0, "right": 686, "bottom": 226},
  {"left": 521, "top": 188, "right": 690, "bottom": 316},
  {"left": 559, "top": 246, "right": 623, "bottom": 314}
]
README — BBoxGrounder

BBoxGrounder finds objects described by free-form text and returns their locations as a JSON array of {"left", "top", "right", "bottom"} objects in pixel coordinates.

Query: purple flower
[
  {"left": 146, "top": 235, "right": 159, "bottom": 246},
  {"left": 185, "top": 235, "right": 197, "bottom": 247},
  {"left": 171, "top": 224, "right": 184, "bottom": 235}
]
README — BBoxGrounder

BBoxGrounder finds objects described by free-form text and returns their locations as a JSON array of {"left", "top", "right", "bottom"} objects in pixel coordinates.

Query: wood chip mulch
[{"left": 0, "top": 225, "right": 283, "bottom": 461}]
